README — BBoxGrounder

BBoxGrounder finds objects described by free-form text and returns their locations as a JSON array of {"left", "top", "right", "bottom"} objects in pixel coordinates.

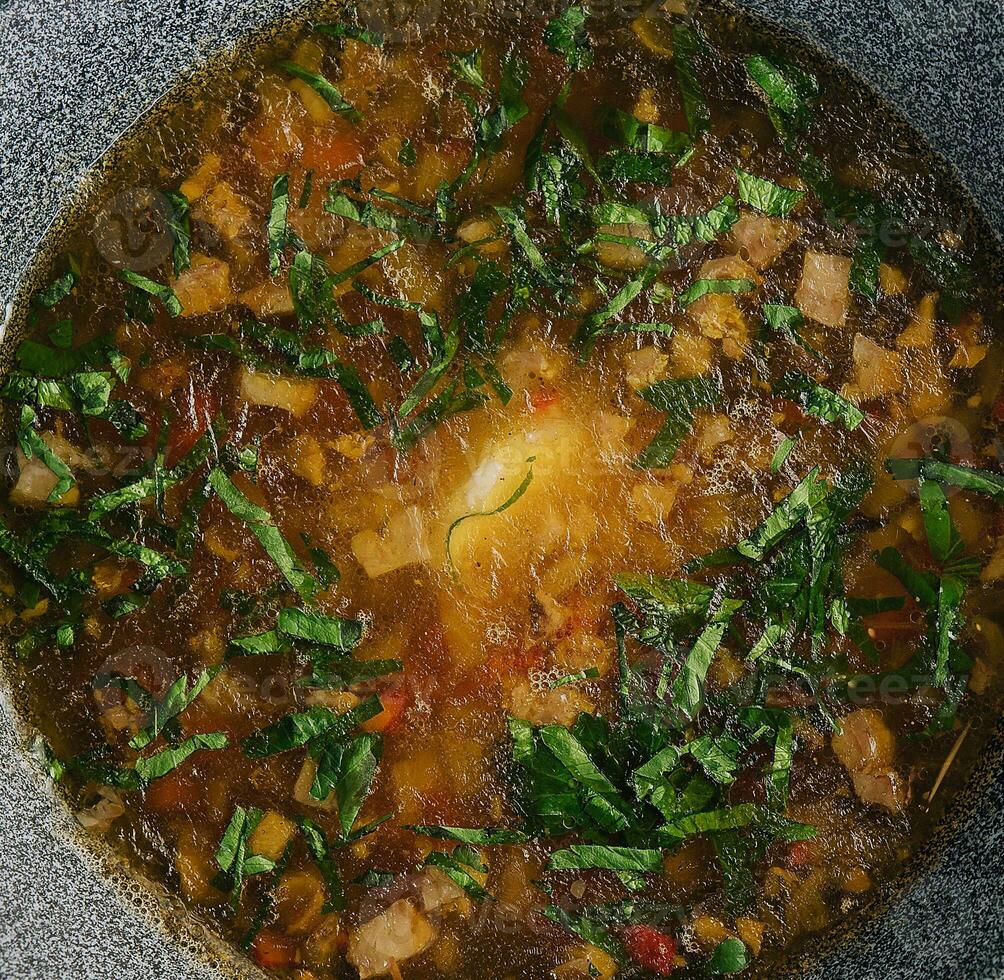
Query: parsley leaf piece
[
  {"left": 767, "top": 713, "right": 795, "bottom": 809},
  {"left": 885, "top": 457, "right": 1004, "bottom": 501},
  {"left": 298, "top": 532, "right": 340, "bottom": 589},
  {"left": 850, "top": 233, "right": 883, "bottom": 300},
  {"left": 119, "top": 270, "right": 182, "bottom": 317},
  {"left": 918, "top": 478, "right": 963, "bottom": 564},
  {"left": 238, "top": 840, "right": 296, "bottom": 948},
  {"left": 737, "top": 468, "right": 827, "bottom": 561},
  {"left": 659, "top": 195, "right": 740, "bottom": 245},
  {"left": 279, "top": 61, "right": 361, "bottom": 123},
  {"left": 709, "top": 937, "right": 749, "bottom": 974},
  {"left": 678, "top": 277, "right": 756, "bottom": 308},
  {"left": 672, "top": 24, "right": 712, "bottom": 135},
  {"left": 616, "top": 573, "right": 714, "bottom": 631},
  {"left": 228, "top": 629, "right": 291, "bottom": 656},
  {"left": 134, "top": 731, "right": 228, "bottom": 782},
  {"left": 326, "top": 360, "right": 384, "bottom": 429},
  {"left": 423, "top": 850, "right": 490, "bottom": 900},
  {"left": 405, "top": 826, "right": 530, "bottom": 846},
  {"left": 326, "top": 190, "right": 437, "bottom": 241},
  {"left": 277, "top": 607, "right": 363, "bottom": 650},
  {"left": 745, "top": 54, "right": 814, "bottom": 126},
  {"left": 298, "top": 169, "right": 314, "bottom": 208},
  {"left": 933, "top": 573, "right": 966, "bottom": 686},
  {"left": 16, "top": 406, "right": 75, "bottom": 502},
  {"left": 537, "top": 725, "right": 633, "bottom": 833},
  {"left": 33, "top": 269, "right": 78, "bottom": 308},
  {"left": 634, "top": 374, "right": 721, "bottom": 469},
  {"left": 0, "top": 518, "right": 73, "bottom": 604},
  {"left": 688, "top": 734, "right": 741, "bottom": 785},
  {"left": 447, "top": 49, "right": 486, "bottom": 88},
  {"left": 770, "top": 435, "right": 799, "bottom": 472},
  {"left": 655, "top": 804, "right": 758, "bottom": 842},
  {"left": 315, "top": 21, "right": 383, "bottom": 46},
  {"left": 776, "top": 370, "right": 865, "bottom": 431},
  {"left": 446, "top": 458, "right": 534, "bottom": 572},
  {"left": 542, "top": 906, "right": 626, "bottom": 962},
  {"left": 32, "top": 736, "right": 66, "bottom": 782},
  {"left": 391, "top": 379, "right": 487, "bottom": 451},
  {"left": 267, "top": 173, "right": 290, "bottom": 275},
  {"left": 873, "top": 546, "right": 939, "bottom": 608},
  {"left": 736, "top": 169, "right": 805, "bottom": 216},
  {"left": 129, "top": 666, "right": 222, "bottom": 750},
  {"left": 89, "top": 428, "right": 215, "bottom": 519},
  {"left": 397, "top": 138, "right": 417, "bottom": 166},
  {"left": 242, "top": 695, "right": 382, "bottom": 758},
  {"left": 215, "top": 805, "right": 254, "bottom": 875},
  {"left": 297, "top": 816, "right": 345, "bottom": 911},
  {"left": 493, "top": 204, "right": 560, "bottom": 287},
  {"left": 300, "top": 659, "right": 403, "bottom": 687},
  {"left": 761, "top": 303, "right": 823, "bottom": 358},
  {"left": 16, "top": 339, "right": 84, "bottom": 377},
  {"left": 310, "top": 731, "right": 382, "bottom": 837},
  {"left": 599, "top": 149, "right": 676, "bottom": 186},
  {"left": 47, "top": 319, "right": 73, "bottom": 349},
  {"left": 457, "top": 258, "right": 506, "bottom": 354},
  {"left": 388, "top": 334, "right": 418, "bottom": 372},
  {"left": 667, "top": 597, "right": 744, "bottom": 714},
  {"left": 208, "top": 467, "right": 318, "bottom": 601},
  {"left": 548, "top": 845, "right": 663, "bottom": 873},
  {"left": 544, "top": 5, "right": 593, "bottom": 70},
  {"left": 549, "top": 667, "right": 600, "bottom": 688},
  {"left": 164, "top": 190, "right": 192, "bottom": 275},
  {"left": 397, "top": 317, "right": 461, "bottom": 419},
  {"left": 573, "top": 266, "right": 660, "bottom": 358}
]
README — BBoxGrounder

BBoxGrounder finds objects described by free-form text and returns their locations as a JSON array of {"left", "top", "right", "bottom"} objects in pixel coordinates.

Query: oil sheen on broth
[{"left": 4, "top": 1, "right": 1004, "bottom": 978}]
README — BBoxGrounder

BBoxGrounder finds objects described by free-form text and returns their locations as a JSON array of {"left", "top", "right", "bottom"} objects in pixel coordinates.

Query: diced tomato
[
  {"left": 993, "top": 390, "right": 1004, "bottom": 422},
  {"left": 787, "top": 839, "right": 821, "bottom": 868},
  {"left": 143, "top": 769, "right": 196, "bottom": 814},
  {"left": 301, "top": 126, "right": 365, "bottom": 178},
  {"left": 251, "top": 930, "right": 298, "bottom": 970},
  {"left": 361, "top": 682, "right": 411, "bottom": 733},
  {"left": 623, "top": 924, "right": 677, "bottom": 976},
  {"left": 486, "top": 640, "right": 545, "bottom": 679},
  {"left": 529, "top": 386, "right": 560, "bottom": 413},
  {"left": 163, "top": 384, "right": 217, "bottom": 468}
]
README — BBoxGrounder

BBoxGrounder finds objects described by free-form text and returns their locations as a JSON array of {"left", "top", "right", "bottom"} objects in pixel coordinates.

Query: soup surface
[{"left": 5, "top": 1, "right": 1004, "bottom": 977}]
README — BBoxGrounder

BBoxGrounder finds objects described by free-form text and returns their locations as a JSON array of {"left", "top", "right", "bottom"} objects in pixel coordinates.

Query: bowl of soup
[{"left": 0, "top": 1, "right": 1003, "bottom": 978}]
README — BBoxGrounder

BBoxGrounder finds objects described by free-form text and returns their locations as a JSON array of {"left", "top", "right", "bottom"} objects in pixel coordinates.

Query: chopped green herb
[
  {"left": 678, "top": 277, "right": 756, "bottom": 308},
  {"left": 242, "top": 695, "right": 383, "bottom": 758},
  {"left": 736, "top": 169, "right": 805, "bottom": 216},
  {"left": 134, "top": 731, "right": 228, "bottom": 782},
  {"left": 119, "top": 270, "right": 182, "bottom": 317},
  {"left": 447, "top": 49, "right": 486, "bottom": 89},
  {"left": 771, "top": 435, "right": 799, "bottom": 472},
  {"left": 280, "top": 61, "right": 361, "bottom": 123},
  {"left": 164, "top": 190, "right": 192, "bottom": 275},
  {"left": 776, "top": 371, "right": 865, "bottom": 431},
  {"left": 445, "top": 458, "right": 535, "bottom": 572},
  {"left": 544, "top": 5, "right": 593, "bottom": 70},
  {"left": 397, "top": 138, "right": 417, "bottom": 166},
  {"left": 267, "top": 173, "right": 290, "bottom": 275},
  {"left": 209, "top": 467, "right": 318, "bottom": 601},
  {"left": 277, "top": 607, "right": 363, "bottom": 650}
]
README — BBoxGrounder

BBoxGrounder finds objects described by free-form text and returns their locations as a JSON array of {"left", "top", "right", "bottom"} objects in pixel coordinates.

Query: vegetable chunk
[{"left": 347, "top": 900, "right": 437, "bottom": 978}]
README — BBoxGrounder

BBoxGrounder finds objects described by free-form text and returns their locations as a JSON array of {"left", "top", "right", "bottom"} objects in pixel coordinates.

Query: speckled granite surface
[{"left": 0, "top": 1, "right": 1002, "bottom": 978}]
